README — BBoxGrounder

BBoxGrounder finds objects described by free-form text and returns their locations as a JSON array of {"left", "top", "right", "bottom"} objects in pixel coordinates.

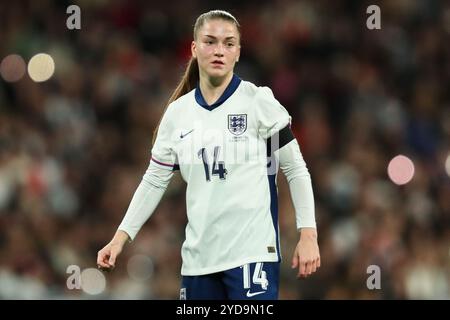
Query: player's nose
[{"left": 214, "top": 44, "right": 225, "bottom": 56}]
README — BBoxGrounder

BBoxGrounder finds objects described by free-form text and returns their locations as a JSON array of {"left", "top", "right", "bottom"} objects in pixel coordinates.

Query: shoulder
[
  {"left": 238, "top": 81, "right": 284, "bottom": 118},
  {"left": 165, "top": 89, "right": 196, "bottom": 115},
  {"left": 241, "top": 81, "right": 289, "bottom": 121},
  {"left": 238, "top": 80, "right": 276, "bottom": 102}
]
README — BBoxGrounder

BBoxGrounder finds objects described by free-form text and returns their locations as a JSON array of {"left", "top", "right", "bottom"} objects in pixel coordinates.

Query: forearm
[
  {"left": 110, "top": 229, "right": 131, "bottom": 247},
  {"left": 287, "top": 175, "right": 316, "bottom": 230},
  {"left": 277, "top": 140, "right": 316, "bottom": 231},
  {"left": 117, "top": 162, "right": 173, "bottom": 241}
]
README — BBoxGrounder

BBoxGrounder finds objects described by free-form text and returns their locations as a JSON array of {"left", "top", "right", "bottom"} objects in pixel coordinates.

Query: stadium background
[{"left": 0, "top": 0, "right": 449, "bottom": 299}]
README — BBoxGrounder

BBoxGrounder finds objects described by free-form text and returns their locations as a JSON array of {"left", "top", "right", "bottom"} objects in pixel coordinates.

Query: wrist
[
  {"left": 299, "top": 227, "right": 317, "bottom": 239},
  {"left": 110, "top": 230, "right": 130, "bottom": 246}
]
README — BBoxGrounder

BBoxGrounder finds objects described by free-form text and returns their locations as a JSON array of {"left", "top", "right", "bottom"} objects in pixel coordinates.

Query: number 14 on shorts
[{"left": 241, "top": 262, "right": 268, "bottom": 291}]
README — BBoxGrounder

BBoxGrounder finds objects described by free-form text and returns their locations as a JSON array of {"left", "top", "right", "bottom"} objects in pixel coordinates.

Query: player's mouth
[{"left": 211, "top": 60, "right": 225, "bottom": 67}]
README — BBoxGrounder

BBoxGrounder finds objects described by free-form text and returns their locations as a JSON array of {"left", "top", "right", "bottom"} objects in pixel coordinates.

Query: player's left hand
[{"left": 291, "top": 228, "right": 321, "bottom": 278}]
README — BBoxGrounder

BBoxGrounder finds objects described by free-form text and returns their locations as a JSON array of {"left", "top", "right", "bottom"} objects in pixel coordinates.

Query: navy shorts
[{"left": 180, "top": 262, "right": 280, "bottom": 300}]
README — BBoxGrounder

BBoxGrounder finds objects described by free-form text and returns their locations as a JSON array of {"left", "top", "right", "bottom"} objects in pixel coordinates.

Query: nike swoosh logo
[
  {"left": 180, "top": 129, "right": 194, "bottom": 139},
  {"left": 246, "top": 290, "right": 266, "bottom": 298}
]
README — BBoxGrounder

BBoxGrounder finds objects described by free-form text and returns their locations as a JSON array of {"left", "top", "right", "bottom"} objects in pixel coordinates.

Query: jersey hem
[{"left": 180, "top": 255, "right": 281, "bottom": 276}]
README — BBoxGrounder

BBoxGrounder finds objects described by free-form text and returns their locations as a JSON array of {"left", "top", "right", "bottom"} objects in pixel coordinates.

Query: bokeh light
[
  {"left": 445, "top": 153, "right": 450, "bottom": 177},
  {"left": 0, "top": 54, "right": 26, "bottom": 82},
  {"left": 388, "top": 155, "right": 415, "bottom": 185},
  {"left": 27, "top": 53, "right": 55, "bottom": 82},
  {"left": 80, "top": 268, "right": 106, "bottom": 295},
  {"left": 127, "top": 254, "right": 154, "bottom": 281}
]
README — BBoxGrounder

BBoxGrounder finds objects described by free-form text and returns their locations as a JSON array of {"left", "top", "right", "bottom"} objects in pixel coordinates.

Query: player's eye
[{"left": 226, "top": 42, "right": 234, "bottom": 47}]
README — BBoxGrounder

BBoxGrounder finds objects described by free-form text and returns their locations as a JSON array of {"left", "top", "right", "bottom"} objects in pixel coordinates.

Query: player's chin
[{"left": 207, "top": 67, "right": 230, "bottom": 78}]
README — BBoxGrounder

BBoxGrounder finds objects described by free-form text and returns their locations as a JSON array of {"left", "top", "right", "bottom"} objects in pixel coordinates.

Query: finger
[
  {"left": 310, "top": 260, "right": 317, "bottom": 274},
  {"left": 292, "top": 255, "right": 299, "bottom": 269},
  {"left": 317, "top": 256, "right": 321, "bottom": 268},
  {"left": 305, "top": 260, "right": 312, "bottom": 275},
  {"left": 98, "top": 265, "right": 112, "bottom": 272},
  {"left": 97, "top": 253, "right": 109, "bottom": 268},
  {"left": 97, "top": 259, "right": 110, "bottom": 268},
  {"left": 108, "top": 252, "right": 116, "bottom": 267},
  {"left": 298, "top": 260, "right": 307, "bottom": 277}
]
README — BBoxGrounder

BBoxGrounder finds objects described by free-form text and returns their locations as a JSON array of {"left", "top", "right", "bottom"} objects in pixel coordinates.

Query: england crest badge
[{"left": 228, "top": 114, "right": 247, "bottom": 135}]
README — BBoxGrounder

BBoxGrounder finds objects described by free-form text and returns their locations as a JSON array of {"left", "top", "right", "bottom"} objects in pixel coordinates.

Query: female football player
[{"left": 97, "top": 9, "right": 320, "bottom": 300}]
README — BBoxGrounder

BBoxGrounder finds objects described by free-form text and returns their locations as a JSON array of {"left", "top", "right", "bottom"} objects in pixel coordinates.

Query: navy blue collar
[{"left": 195, "top": 74, "right": 241, "bottom": 111}]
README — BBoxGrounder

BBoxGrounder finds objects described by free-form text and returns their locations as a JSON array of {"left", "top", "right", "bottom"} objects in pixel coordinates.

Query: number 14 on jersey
[{"left": 198, "top": 146, "right": 227, "bottom": 181}]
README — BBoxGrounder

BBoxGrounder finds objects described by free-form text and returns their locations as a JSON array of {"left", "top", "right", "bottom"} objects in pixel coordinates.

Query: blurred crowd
[{"left": 0, "top": 0, "right": 449, "bottom": 299}]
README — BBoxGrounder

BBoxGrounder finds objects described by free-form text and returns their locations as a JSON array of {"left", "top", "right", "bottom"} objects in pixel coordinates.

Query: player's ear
[{"left": 191, "top": 41, "right": 197, "bottom": 58}]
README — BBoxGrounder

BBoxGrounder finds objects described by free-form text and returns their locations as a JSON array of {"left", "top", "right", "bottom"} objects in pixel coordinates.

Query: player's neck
[{"left": 199, "top": 72, "right": 234, "bottom": 106}]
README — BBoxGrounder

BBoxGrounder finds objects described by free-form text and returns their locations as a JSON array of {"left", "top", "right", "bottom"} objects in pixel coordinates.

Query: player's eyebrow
[{"left": 204, "top": 35, "right": 237, "bottom": 40}]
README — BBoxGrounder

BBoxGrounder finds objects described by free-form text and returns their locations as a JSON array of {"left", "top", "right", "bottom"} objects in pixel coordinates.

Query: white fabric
[
  {"left": 277, "top": 140, "right": 316, "bottom": 230},
  {"left": 117, "top": 79, "right": 315, "bottom": 276},
  {"left": 118, "top": 162, "right": 173, "bottom": 241}
]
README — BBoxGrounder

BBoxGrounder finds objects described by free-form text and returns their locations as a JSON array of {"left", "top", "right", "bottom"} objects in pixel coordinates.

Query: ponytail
[{"left": 152, "top": 57, "right": 199, "bottom": 145}]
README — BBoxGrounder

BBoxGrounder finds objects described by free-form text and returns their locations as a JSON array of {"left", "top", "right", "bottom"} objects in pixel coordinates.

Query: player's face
[{"left": 192, "top": 19, "right": 241, "bottom": 80}]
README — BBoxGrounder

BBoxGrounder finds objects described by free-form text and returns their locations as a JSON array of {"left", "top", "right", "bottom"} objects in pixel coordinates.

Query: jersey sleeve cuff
[{"left": 150, "top": 156, "right": 177, "bottom": 171}]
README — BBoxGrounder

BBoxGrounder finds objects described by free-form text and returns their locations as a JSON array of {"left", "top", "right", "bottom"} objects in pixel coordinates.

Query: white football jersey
[{"left": 151, "top": 75, "right": 291, "bottom": 276}]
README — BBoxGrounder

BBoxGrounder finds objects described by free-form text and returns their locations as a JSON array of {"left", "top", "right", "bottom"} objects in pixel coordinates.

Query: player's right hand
[{"left": 97, "top": 242, "right": 123, "bottom": 271}]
